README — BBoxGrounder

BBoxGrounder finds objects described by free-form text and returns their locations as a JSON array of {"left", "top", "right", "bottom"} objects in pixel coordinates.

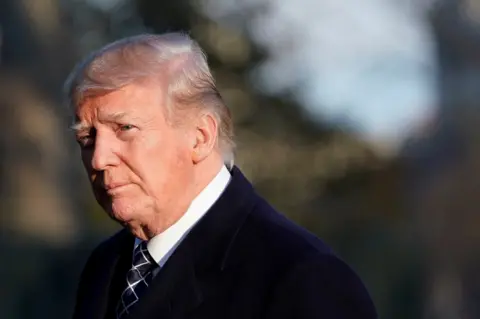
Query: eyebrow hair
[
  {"left": 69, "top": 121, "right": 90, "bottom": 133},
  {"left": 69, "top": 111, "right": 131, "bottom": 133},
  {"left": 100, "top": 111, "right": 128, "bottom": 122}
]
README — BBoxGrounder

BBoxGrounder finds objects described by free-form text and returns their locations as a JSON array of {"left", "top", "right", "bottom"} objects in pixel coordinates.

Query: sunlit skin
[{"left": 72, "top": 81, "right": 223, "bottom": 240}]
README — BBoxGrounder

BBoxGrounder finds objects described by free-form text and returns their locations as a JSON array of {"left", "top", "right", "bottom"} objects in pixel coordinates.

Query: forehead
[{"left": 75, "top": 83, "right": 165, "bottom": 123}]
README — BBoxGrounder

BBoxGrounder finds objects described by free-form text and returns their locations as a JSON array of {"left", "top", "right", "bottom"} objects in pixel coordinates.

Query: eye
[
  {"left": 75, "top": 127, "right": 96, "bottom": 148},
  {"left": 77, "top": 136, "right": 94, "bottom": 148},
  {"left": 119, "top": 124, "right": 134, "bottom": 131}
]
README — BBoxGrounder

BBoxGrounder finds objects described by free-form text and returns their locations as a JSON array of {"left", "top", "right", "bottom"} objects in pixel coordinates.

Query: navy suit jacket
[{"left": 72, "top": 167, "right": 377, "bottom": 319}]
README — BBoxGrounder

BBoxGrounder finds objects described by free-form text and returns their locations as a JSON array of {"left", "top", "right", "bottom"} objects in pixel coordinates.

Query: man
[{"left": 67, "top": 33, "right": 377, "bottom": 319}]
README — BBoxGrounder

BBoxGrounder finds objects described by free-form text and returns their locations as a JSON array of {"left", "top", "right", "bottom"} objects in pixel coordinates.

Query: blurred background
[{"left": 1, "top": 0, "right": 480, "bottom": 318}]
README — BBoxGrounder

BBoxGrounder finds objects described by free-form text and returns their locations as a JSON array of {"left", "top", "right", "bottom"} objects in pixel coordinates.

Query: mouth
[{"left": 105, "top": 183, "right": 130, "bottom": 195}]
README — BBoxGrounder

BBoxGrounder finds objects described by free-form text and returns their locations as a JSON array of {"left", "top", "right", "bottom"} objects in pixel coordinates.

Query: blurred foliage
[{"left": 1, "top": 0, "right": 480, "bottom": 318}]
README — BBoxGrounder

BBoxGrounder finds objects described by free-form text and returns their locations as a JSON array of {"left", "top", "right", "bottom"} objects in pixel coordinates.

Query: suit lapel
[
  {"left": 126, "top": 167, "right": 258, "bottom": 319},
  {"left": 78, "top": 230, "right": 134, "bottom": 319},
  {"left": 127, "top": 240, "right": 203, "bottom": 319}
]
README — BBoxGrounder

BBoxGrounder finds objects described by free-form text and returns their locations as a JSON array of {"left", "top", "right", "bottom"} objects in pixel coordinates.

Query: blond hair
[{"left": 64, "top": 32, "right": 235, "bottom": 166}]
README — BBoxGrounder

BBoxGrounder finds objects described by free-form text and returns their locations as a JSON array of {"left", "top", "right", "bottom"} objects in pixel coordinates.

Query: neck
[
  {"left": 142, "top": 153, "right": 224, "bottom": 240},
  {"left": 191, "top": 154, "right": 224, "bottom": 200}
]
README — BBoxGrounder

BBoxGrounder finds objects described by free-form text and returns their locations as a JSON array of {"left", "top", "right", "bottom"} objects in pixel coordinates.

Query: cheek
[
  {"left": 140, "top": 131, "right": 189, "bottom": 165},
  {"left": 142, "top": 139, "right": 190, "bottom": 180},
  {"left": 128, "top": 131, "right": 192, "bottom": 183},
  {"left": 124, "top": 139, "right": 167, "bottom": 186}
]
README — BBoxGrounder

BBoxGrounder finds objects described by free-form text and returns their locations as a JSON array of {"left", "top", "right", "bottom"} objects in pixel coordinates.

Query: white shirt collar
[{"left": 134, "top": 165, "right": 231, "bottom": 267}]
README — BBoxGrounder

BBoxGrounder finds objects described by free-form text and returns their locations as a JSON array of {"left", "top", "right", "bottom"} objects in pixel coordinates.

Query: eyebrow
[
  {"left": 69, "top": 111, "right": 132, "bottom": 133},
  {"left": 100, "top": 111, "right": 129, "bottom": 122},
  {"left": 69, "top": 122, "right": 90, "bottom": 133}
]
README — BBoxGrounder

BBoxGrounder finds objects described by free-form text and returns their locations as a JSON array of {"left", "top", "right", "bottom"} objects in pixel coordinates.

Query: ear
[{"left": 191, "top": 112, "right": 218, "bottom": 164}]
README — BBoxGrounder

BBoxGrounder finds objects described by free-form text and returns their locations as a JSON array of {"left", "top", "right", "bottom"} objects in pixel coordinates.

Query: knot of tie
[
  {"left": 117, "top": 241, "right": 158, "bottom": 319},
  {"left": 130, "top": 241, "right": 157, "bottom": 278}
]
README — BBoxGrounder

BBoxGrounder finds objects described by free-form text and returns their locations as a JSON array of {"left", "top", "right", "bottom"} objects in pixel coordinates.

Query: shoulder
[
  {"left": 265, "top": 253, "right": 378, "bottom": 318},
  {"left": 232, "top": 196, "right": 377, "bottom": 317},
  {"left": 237, "top": 196, "right": 334, "bottom": 266}
]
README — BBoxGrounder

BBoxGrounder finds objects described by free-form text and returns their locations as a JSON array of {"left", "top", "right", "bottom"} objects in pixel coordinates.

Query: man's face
[{"left": 74, "top": 82, "right": 195, "bottom": 238}]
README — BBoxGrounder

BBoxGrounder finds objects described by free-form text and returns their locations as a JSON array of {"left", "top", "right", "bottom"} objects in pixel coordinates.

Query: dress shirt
[{"left": 133, "top": 165, "right": 231, "bottom": 267}]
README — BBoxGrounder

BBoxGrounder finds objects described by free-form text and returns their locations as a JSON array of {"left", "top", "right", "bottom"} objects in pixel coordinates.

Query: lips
[
  {"left": 105, "top": 183, "right": 130, "bottom": 195},
  {"left": 105, "top": 182, "right": 128, "bottom": 190}
]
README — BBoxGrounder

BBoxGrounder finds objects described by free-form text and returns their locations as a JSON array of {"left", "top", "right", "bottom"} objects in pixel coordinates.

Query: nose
[{"left": 90, "top": 133, "right": 118, "bottom": 171}]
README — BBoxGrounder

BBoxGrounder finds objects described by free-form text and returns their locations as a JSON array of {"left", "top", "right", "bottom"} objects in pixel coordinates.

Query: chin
[
  {"left": 110, "top": 198, "right": 153, "bottom": 227},
  {"left": 103, "top": 198, "right": 136, "bottom": 222}
]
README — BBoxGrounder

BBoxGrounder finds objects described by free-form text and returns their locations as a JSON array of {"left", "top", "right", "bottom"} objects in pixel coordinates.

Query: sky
[{"left": 201, "top": 0, "right": 439, "bottom": 152}]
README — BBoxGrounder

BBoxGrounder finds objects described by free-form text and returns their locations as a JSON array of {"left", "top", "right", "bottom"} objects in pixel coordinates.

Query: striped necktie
[{"left": 116, "top": 241, "right": 158, "bottom": 319}]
